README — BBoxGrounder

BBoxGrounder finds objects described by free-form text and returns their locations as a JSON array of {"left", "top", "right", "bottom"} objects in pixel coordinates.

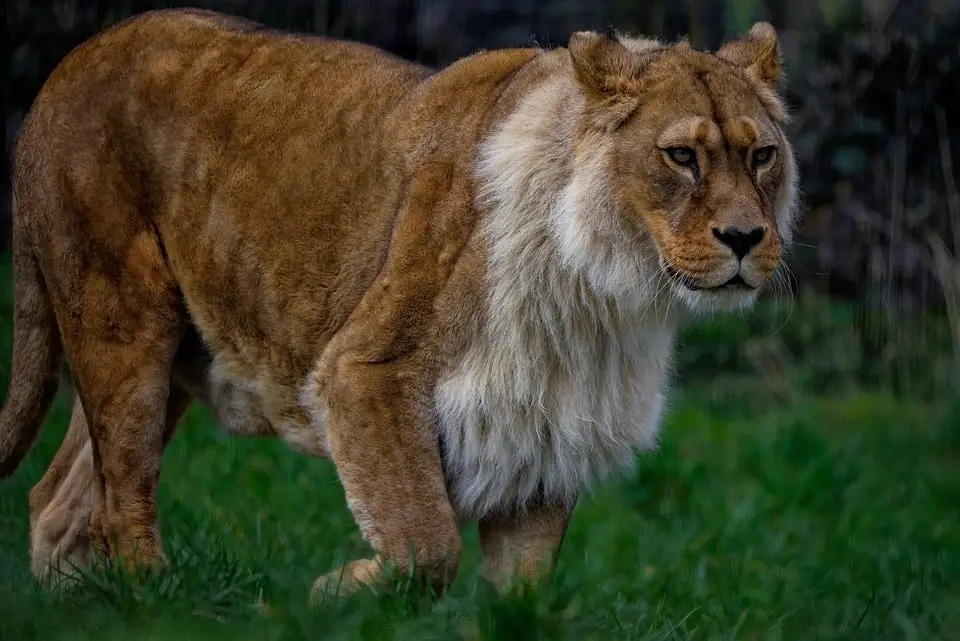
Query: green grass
[
  {"left": 1, "top": 382, "right": 957, "bottom": 639},
  {"left": 0, "top": 264, "right": 957, "bottom": 639}
]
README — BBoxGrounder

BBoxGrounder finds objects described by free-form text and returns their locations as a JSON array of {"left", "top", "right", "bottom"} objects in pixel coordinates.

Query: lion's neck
[
  {"left": 433, "top": 73, "right": 682, "bottom": 520},
  {"left": 474, "top": 72, "right": 681, "bottom": 347}
]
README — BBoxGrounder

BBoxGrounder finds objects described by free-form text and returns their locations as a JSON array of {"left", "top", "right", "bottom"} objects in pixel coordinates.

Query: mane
[
  {"left": 434, "top": 68, "right": 680, "bottom": 519},
  {"left": 475, "top": 72, "right": 670, "bottom": 334}
]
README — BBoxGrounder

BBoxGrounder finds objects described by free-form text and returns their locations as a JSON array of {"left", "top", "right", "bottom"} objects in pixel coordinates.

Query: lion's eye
[
  {"left": 666, "top": 146, "right": 697, "bottom": 167},
  {"left": 752, "top": 145, "right": 776, "bottom": 169}
]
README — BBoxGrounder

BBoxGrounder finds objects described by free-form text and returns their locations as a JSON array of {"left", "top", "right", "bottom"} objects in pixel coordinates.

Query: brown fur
[{"left": 1, "top": 9, "right": 798, "bottom": 598}]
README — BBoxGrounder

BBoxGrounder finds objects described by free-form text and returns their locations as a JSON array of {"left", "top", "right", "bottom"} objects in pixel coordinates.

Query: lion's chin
[{"left": 670, "top": 279, "right": 762, "bottom": 315}]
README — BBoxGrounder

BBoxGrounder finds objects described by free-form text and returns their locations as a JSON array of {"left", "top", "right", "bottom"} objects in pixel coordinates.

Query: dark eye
[
  {"left": 666, "top": 146, "right": 697, "bottom": 167},
  {"left": 752, "top": 145, "right": 776, "bottom": 168}
]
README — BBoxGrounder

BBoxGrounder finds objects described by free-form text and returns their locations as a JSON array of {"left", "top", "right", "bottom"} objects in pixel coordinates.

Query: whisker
[{"left": 767, "top": 263, "right": 796, "bottom": 335}]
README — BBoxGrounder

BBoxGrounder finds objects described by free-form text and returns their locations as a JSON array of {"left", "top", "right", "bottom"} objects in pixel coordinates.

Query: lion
[{"left": 0, "top": 8, "right": 799, "bottom": 599}]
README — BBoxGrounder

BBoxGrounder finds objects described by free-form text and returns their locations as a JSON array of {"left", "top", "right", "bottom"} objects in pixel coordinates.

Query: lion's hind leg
[
  {"left": 28, "top": 398, "right": 96, "bottom": 586},
  {"left": 29, "top": 379, "right": 193, "bottom": 586},
  {"left": 36, "top": 222, "right": 188, "bottom": 576}
]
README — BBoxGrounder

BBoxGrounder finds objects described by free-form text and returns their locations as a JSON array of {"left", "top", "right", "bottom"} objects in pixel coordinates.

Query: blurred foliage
[
  {"left": 4, "top": 0, "right": 959, "bottom": 322},
  {"left": 675, "top": 291, "right": 954, "bottom": 403}
]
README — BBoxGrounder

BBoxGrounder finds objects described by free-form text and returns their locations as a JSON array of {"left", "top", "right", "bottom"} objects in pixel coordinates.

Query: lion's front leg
[
  {"left": 308, "top": 355, "right": 461, "bottom": 601},
  {"left": 478, "top": 497, "right": 576, "bottom": 593}
]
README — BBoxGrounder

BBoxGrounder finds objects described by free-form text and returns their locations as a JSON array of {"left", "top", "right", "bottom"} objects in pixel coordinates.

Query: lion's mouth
[
  {"left": 711, "top": 273, "right": 753, "bottom": 291},
  {"left": 665, "top": 267, "right": 756, "bottom": 292}
]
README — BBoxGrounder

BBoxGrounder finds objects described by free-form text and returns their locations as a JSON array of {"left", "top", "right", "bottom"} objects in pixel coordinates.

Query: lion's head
[{"left": 562, "top": 23, "right": 799, "bottom": 314}]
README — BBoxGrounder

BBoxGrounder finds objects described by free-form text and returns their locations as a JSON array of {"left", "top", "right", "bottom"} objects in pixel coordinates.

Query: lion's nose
[{"left": 712, "top": 226, "right": 765, "bottom": 260}]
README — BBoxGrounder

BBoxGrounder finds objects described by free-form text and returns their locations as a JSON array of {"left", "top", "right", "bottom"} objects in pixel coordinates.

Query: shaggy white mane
[{"left": 435, "top": 70, "right": 680, "bottom": 521}]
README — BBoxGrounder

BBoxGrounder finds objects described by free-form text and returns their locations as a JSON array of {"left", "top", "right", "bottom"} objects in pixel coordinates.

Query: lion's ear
[
  {"left": 716, "top": 22, "right": 782, "bottom": 87},
  {"left": 568, "top": 30, "right": 638, "bottom": 98},
  {"left": 568, "top": 30, "right": 648, "bottom": 130}
]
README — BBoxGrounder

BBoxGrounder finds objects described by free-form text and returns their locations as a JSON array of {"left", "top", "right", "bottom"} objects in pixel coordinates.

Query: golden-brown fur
[{"left": 1, "top": 10, "right": 799, "bottom": 598}]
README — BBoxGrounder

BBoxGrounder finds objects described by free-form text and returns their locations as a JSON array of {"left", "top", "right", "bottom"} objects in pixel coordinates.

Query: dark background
[{"left": 4, "top": 0, "right": 959, "bottom": 379}]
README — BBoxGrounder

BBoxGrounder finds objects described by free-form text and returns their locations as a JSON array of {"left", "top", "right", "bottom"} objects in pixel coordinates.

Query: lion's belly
[
  {"left": 434, "top": 325, "right": 675, "bottom": 522},
  {"left": 202, "top": 352, "right": 330, "bottom": 458}
]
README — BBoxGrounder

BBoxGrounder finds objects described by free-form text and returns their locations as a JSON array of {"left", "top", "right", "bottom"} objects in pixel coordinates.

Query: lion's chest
[{"left": 434, "top": 320, "right": 676, "bottom": 521}]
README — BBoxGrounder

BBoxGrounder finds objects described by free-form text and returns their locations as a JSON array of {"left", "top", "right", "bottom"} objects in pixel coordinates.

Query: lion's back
[
  {"left": 18, "top": 8, "right": 429, "bottom": 143},
  {"left": 10, "top": 9, "right": 438, "bottom": 372}
]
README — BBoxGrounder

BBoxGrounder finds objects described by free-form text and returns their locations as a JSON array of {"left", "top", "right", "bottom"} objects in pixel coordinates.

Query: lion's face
[
  {"left": 614, "top": 59, "right": 794, "bottom": 312},
  {"left": 568, "top": 23, "right": 798, "bottom": 314}
]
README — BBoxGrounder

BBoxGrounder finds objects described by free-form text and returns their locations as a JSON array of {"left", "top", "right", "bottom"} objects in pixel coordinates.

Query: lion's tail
[{"left": 0, "top": 198, "right": 63, "bottom": 478}]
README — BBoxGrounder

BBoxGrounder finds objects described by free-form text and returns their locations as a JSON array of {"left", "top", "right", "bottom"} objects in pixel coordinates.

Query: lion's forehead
[
  {"left": 654, "top": 114, "right": 774, "bottom": 151},
  {"left": 644, "top": 57, "right": 783, "bottom": 130}
]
